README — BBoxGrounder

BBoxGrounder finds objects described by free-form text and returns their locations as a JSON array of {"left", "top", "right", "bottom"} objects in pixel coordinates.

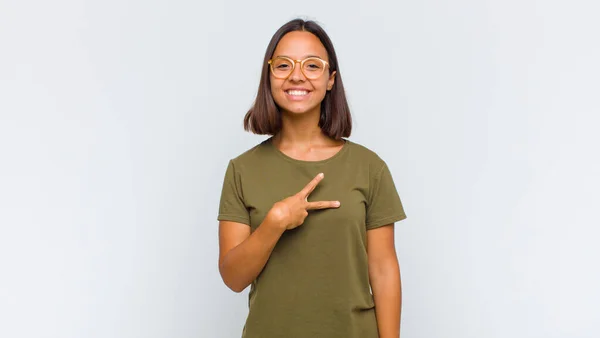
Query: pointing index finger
[{"left": 300, "top": 172, "right": 324, "bottom": 197}]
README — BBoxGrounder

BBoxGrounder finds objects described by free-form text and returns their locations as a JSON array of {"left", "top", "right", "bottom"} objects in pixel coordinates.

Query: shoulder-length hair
[{"left": 243, "top": 18, "right": 352, "bottom": 140}]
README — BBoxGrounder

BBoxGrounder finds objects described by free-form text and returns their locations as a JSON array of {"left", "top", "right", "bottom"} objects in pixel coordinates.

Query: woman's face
[{"left": 269, "top": 31, "right": 336, "bottom": 116}]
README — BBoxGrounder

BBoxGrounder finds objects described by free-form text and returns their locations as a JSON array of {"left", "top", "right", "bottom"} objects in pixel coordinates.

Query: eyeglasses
[{"left": 268, "top": 56, "right": 330, "bottom": 80}]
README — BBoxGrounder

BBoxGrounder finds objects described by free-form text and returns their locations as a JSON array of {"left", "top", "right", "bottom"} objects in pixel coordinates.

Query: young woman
[{"left": 217, "top": 18, "right": 407, "bottom": 338}]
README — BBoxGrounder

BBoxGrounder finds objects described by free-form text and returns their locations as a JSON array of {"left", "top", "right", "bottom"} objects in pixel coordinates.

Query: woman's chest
[{"left": 240, "top": 165, "right": 370, "bottom": 232}]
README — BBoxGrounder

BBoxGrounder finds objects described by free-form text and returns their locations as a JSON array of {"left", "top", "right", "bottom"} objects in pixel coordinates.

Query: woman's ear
[{"left": 327, "top": 71, "right": 336, "bottom": 91}]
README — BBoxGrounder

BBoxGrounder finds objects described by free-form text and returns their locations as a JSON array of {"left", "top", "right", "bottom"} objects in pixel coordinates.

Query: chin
[
  {"left": 275, "top": 101, "right": 318, "bottom": 116},
  {"left": 281, "top": 105, "right": 318, "bottom": 115}
]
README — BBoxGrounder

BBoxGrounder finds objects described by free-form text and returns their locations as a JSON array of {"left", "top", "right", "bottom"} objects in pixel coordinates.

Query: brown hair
[{"left": 243, "top": 18, "right": 352, "bottom": 140}]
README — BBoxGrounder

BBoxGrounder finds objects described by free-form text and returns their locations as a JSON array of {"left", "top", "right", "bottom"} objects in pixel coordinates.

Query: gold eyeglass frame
[{"left": 268, "top": 56, "right": 330, "bottom": 80}]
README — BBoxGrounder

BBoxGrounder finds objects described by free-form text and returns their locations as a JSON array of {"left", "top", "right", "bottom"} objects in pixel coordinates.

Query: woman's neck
[{"left": 276, "top": 107, "right": 329, "bottom": 146}]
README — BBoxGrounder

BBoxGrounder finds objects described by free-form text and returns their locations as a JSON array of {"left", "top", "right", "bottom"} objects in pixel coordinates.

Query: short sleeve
[
  {"left": 366, "top": 161, "right": 407, "bottom": 230},
  {"left": 217, "top": 160, "right": 250, "bottom": 225}
]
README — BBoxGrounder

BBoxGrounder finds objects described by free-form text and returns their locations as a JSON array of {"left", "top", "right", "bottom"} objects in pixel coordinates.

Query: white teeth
[{"left": 287, "top": 90, "right": 309, "bottom": 96}]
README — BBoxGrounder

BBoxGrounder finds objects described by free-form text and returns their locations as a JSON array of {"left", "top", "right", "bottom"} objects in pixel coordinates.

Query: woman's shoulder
[
  {"left": 227, "top": 137, "right": 273, "bottom": 167},
  {"left": 346, "top": 138, "right": 387, "bottom": 168}
]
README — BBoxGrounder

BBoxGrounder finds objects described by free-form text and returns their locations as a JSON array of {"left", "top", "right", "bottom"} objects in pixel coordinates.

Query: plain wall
[{"left": 1, "top": 0, "right": 598, "bottom": 337}]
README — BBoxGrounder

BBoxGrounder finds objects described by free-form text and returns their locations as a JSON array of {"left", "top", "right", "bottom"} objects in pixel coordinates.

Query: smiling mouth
[{"left": 285, "top": 90, "right": 310, "bottom": 96}]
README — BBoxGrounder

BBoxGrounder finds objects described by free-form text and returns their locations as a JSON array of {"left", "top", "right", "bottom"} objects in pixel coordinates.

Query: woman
[{"left": 217, "top": 18, "right": 407, "bottom": 338}]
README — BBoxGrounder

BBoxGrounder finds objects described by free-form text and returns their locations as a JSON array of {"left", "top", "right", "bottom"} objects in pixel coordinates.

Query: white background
[{"left": 1, "top": 0, "right": 598, "bottom": 337}]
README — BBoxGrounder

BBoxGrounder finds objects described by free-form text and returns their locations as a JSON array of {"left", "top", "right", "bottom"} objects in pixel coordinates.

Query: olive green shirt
[{"left": 218, "top": 137, "right": 407, "bottom": 338}]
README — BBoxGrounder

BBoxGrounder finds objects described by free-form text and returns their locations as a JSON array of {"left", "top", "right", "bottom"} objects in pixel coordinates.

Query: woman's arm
[
  {"left": 368, "top": 224, "right": 402, "bottom": 338},
  {"left": 218, "top": 217, "right": 286, "bottom": 293},
  {"left": 219, "top": 173, "right": 339, "bottom": 293}
]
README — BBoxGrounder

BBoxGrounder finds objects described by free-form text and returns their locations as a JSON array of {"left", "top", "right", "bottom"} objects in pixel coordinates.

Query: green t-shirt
[{"left": 218, "top": 137, "right": 407, "bottom": 338}]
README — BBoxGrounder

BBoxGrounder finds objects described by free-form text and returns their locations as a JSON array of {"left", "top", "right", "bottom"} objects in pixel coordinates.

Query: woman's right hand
[{"left": 266, "top": 173, "right": 341, "bottom": 230}]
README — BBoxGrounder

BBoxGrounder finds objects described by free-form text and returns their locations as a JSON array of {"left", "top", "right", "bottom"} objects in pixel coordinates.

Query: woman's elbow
[{"left": 219, "top": 263, "right": 248, "bottom": 293}]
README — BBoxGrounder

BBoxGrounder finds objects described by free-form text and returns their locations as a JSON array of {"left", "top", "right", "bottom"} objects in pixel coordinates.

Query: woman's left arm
[{"left": 367, "top": 223, "right": 402, "bottom": 338}]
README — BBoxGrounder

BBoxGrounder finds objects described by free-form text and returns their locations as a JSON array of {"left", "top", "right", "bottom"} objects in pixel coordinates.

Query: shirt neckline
[{"left": 266, "top": 136, "right": 351, "bottom": 165}]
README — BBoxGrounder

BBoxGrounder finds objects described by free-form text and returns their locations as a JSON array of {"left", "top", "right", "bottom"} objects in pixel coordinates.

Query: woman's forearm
[
  {"left": 370, "top": 260, "right": 402, "bottom": 338},
  {"left": 219, "top": 218, "right": 286, "bottom": 292}
]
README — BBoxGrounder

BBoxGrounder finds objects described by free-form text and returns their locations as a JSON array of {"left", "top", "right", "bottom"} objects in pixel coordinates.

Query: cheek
[
  {"left": 270, "top": 87, "right": 285, "bottom": 107},
  {"left": 270, "top": 78, "right": 284, "bottom": 98},
  {"left": 311, "top": 81, "right": 329, "bottom": 99},
  {"left": 314, "top": 78, "right": 329, "bottom": 91},
  {"left": 311, "top": 89, "right": 327, "bottom": 102}
]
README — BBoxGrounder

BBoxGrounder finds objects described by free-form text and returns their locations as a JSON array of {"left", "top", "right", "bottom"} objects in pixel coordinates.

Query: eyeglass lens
[{"left": 270, "top": 58, "right": 325, "bottom": 79}]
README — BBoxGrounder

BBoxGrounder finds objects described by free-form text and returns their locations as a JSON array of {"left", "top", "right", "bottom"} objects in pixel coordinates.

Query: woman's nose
[{"left": 288, "top": 64, "right": 305, "bottom": 82}]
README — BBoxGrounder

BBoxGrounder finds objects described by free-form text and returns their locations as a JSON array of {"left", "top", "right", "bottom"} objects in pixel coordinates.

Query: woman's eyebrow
[{"left": 275, "top": 54, "right": 324, "bottom": 59}]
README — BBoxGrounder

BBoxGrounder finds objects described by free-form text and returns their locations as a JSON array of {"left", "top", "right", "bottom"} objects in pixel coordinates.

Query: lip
[
  {"left": 284, "top": 88, "right": 312, "bottom": 101},
  {"left": 284, "top": 87, "right": 312, "bottom": 92}
]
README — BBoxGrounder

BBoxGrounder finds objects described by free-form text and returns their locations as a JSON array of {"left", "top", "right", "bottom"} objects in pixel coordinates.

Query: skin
[{"left": 218, "top": 31, "right": 403, "bottom": 338}]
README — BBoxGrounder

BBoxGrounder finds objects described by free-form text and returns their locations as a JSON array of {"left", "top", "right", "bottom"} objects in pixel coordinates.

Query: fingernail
[
  {"left": 334, "top": 201, "right": 340, "bottom": 207},
  {"left": 319, "top": 173, "right": 324, "bottom": 178}
]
